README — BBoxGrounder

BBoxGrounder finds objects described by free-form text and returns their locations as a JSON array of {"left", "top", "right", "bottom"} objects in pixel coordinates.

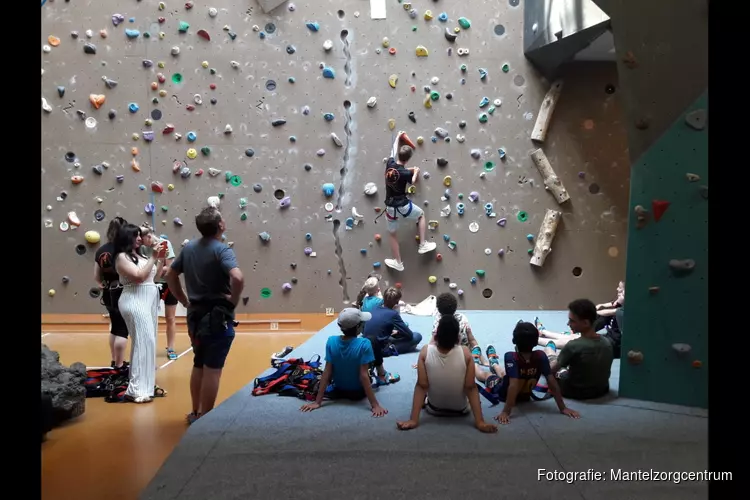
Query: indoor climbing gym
[{"left": 41, "top": 1, "right": 713, "bottom": 499}]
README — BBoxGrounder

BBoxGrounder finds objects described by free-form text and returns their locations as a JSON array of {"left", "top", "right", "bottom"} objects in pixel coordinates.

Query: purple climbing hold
[
  {"left": 497, "top": 218, "right": 507, "bottom": 227},
  {"left": 145, "top": 203, "right": 155, "bottom": 214},
  {"left": 457, "top": 289, "right": 464, "bottom": 296},
  {"left": 173, "top": 218, "right": 183, "bottom": 226},
  {"left": 142, "top": 59, "right": 154, "bottom": 68},
  {"left": 116, "top": 175, "right": 124, "bottom": 183},
  {"left": 578, "top": 172, "right": 586, "bottom": 179},
  {"left": 282, "top": 282, "right": 293, "bottom": 292},
  {"left": 468, "top": 191, "right": 479, "bottom": 202},
  {"left": 304, "top": 247, "right": 313, "bottom": 256},
  {"left": 302, "top": 106, "right": 311, "bottom": 115},
  {"left": 279, "top": 196, "right": 291, "bottom": 208},
  {"left": 112, "top": 14, "right": 125, "bottom": 26},
  {"left": 142, "top": 130, "right": 155, "bottom": 142},
  {"left": 316, "top": 149, "right": 326, "bottom": 157},
  {"left": 497, "top": 248, "right": 505, "bottom": 257}
]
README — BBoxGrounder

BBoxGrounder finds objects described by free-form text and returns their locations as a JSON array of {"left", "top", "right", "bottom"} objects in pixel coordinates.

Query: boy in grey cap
[{"left": 300, "top": 308, "right": 389, "bottom": 417}]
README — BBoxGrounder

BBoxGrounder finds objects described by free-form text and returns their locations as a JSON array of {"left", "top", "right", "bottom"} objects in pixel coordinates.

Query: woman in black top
[{"left": 94, "top": 217, "right": 130, "bottom": 369}]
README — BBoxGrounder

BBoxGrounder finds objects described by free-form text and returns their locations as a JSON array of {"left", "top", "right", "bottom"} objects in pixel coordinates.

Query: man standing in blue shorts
[
  {"left": 382, "top": 131, "right": 436, "bottom": 271},
  {"left": 166, "top": 207, "right": 245, "bottom": 424}
]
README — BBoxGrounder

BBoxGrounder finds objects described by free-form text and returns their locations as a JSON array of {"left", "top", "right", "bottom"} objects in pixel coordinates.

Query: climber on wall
[{"left": 381, "top": 130, "right": 436, "bottom": 271}]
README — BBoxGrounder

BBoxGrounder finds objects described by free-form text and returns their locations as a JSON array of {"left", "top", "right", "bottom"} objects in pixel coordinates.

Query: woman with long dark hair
[
  {"left": 114, "top": 224, "right": 168, "bottom": 403},
  {"left": 94, "top": 216, "right": 129, "bottom": 368}
]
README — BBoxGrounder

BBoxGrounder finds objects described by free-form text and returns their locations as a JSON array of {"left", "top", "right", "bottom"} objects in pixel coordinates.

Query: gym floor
[{"left": 41, "top": 329, "right": 313, "bottom": 500}]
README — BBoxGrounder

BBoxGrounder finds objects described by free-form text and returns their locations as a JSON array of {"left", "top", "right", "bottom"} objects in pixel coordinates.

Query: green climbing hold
[
  {"left": 488, "top": 105, "right": 496, "bottom": 115},
  {"left": 458, "top": 17, "right": 471, "bottom": 29},
  {"left": 460, "top": 64, "right": 467, "bottom": 73},
  {"left": 430, "top": 91, "right": 440, "bottom": 101},
  {"left": 412, "top": 26, "right": 417, "bottom": 31},
  {"left": 484, "top": 161, "right": 495, "bottom": 172},
  {"left": 478, "top": 113, "right": 488, "bottom": 123},
  {"left": 218, "top": 192, "right": 225, "bottom": 198},
  {"left": 457, "top": 193, "right": 464, "bottom": 200},
  {"left": 239, "top": 197, "right": 248, "bottom": 208},
  {"left": 143, "top": 32, "right": 150, "bottom": 39},
  {"left": 475, "top": 270, "right": 485, "bottom": 277},
  {"left": 240, "top": 212, "right": 248, "bottom": 221},
  {"left": 230, "top": 175, "right": 242, "bottom": 187},
  {"left": 517, "top": 211, "right": 528, "bottom": 222},
  {"left": 179, "top": 21, "right": 190, "bottom": 33},
  {"left": 225, "top": 172, "right": 233, "bottom": 182},
  {"left": 161, "top": 205, "right": 168, "bottom": 212},
  {"left": 527, "top": 248, "right": 533, "bottom": 255},
  {"left": 209, "top": 68, "right": 216, "bottom": 75},
  {"left": 502, "top": 63, "right": 510, "bottom": 73},
  {"left": 171, "top": 73, "right": 183, "bottom": 84},
  {"left": 260, "top": 287, "right": 272, "bottom": 299},
  {"left": 201, "top": 146, "right": 211, "bottom": 156}
]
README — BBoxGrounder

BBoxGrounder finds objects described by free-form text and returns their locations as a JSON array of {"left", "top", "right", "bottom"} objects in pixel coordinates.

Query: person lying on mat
[
  {"left": 542, "top": 299, "right": 614, "bottom": 401},
  {"left": 535, "top": 282, "right": 624, "bottom": 359},
  {"left": 397, "top": 315, "right": 497, "bottom": 433},
  {"left": 364, "top": 287, "right": 423, "bottom": 359},
  {"left": 300, "top": 308, "right": 389, "bottom": 417},
  {"left": 474, "top": 321, "right": 579, "bottom": 425}
]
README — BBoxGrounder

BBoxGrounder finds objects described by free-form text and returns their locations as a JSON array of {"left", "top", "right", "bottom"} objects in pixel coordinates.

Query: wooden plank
[
  {"left": 530, "top": 209, "right": 562, "bottom": 267},
  {"left": 531, "top": 80, "right": 564, "bottom": 143},
  {"left": 530, "top": 148, "right": 570, "bottom": 204}
]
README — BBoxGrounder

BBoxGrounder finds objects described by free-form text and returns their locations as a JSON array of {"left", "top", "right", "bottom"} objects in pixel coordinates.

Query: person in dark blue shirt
[
  {"left": 364, "top": 287, "right": 423, "bottom": 361},
  {"left": 300, "top": 308, "right": 389, "bottom": 417},
  {"left": 475, "top": 322, "right": 579, "bottom": 425}
]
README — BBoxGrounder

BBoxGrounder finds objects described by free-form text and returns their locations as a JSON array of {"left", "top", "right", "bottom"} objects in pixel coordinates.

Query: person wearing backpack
[{"left": 300, "top": 308, "right": 389, "bottom": 417}]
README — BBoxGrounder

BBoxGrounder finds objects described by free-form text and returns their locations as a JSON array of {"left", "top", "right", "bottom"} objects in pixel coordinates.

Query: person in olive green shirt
[{"left": 545, "top": 299, "right": 614, "bottom": 400}]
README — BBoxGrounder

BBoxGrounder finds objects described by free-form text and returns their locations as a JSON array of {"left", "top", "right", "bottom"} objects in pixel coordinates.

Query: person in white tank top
[{"left": 397, "top": 315, "right": 497, "bottom": 433}]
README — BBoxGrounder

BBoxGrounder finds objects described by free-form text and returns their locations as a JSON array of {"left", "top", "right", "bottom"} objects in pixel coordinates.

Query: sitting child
[
  {"left": 355, "top": 276, "right": 384, "bottom": 313},
  {"left": 300, "top": 308, "right": 389, "bottom": 417},
  {"left": 542, "top": 299, "right": 614, "bottom": 400},
  {"left": 431, "top": 292, "right": 487, "bottom": 366},
  {"left": 364, "top": 287, "right": 423, "bottom": 357},
  {"left": 475, "top": 321, "right": 580, "bottom": 425},
  {"left": 396, "top": 316, "right": 497, "bottom": 433}
]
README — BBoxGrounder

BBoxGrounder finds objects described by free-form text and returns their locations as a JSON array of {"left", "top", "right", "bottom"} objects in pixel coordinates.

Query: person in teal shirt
[{"left": 355, "top": 276, "right": 384, "bottom": 313}]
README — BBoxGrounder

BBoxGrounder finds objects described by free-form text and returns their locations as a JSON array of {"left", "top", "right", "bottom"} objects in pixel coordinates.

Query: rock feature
[{"left": 41, "top": 344, "right": 86, "bottom": 427}]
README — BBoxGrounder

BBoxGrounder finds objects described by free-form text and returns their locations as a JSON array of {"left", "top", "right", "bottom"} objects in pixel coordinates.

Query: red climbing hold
[
  {"left": 197, "top": 29, "right": 211, "bottom": 41},
  {"left": 209, "top": 83, "right": 217, "bottom": 90},
  {"left": 158, "top": 17, "right": 166, "bottom": 24},
  {"left": 652, "top": 199, "right": 670, "bottom": 222},
  {"left": 151, "top": 181, "right": 164, "bottom": 193},
  {"left": 195, "top": 169, "right": 204, "bottom": 176},
  {"left": 186, "top": 105, "right": 195, "bottom": 111}
]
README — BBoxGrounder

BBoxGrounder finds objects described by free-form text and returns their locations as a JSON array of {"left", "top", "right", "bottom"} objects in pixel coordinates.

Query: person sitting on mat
[
  {"left": 474, "top": 321, "right": 579, "bottom": 425},
  {"left": 535, "top": 282, "right": 624, "bottom": 358},
  {"left": 431, "top": 292, "right": 487, "bottom": 366},
  {"left": 397, "top": 315, "right": 497, "bottom": 433},
  {"left": 542, "top": 299, "right": 614, "bottom": 401},
  {"left": 364, "top": 287, "right": 423, "bottom": 358},
  {"left": 382, "top": 130, "right": 437, "bottom": 271},
  {"left": 354, "top": 275, "right": 383, "bottom": 313},
  {"left": 300, "top": 308, "right": 389, "bottom": 417}
]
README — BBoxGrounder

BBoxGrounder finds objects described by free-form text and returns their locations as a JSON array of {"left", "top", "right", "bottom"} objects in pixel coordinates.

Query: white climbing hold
[
  {"left": 59, "top": 222, "right": 69, "bottom": 232},
  {"left": 367, "top": 96, "right": 377, "bottom": 108},
  {"left": 85, "top": 29, "right": 94, "bottom": 38},
  {"left": 323, "top": 39, "right": 333, "bottom": 51},
  {"left": 686, "top": 173, "right": 701, "bottom": 182},
  {"left": 207, "top": 196, "right": 221, "bottom": 208},
  {"left": 208, "top": 7, "right": 218, "bottom": 18},
  {"left": 672, "top": 343, "right": 692, "bottom": 354},
  {"left": 364, "top": 182, "right": 378, "bottom": 196},
  {"left": 493, "top": 98, "right": 502, "bottom": 107},
  {"left": 469, "top": 222, "right": 479, "bottom": 233},
  {"left": 42, "top": 98, "right": 52, "bottom": 113},
  {"left": 352, "top": 207, "right": 364, "bottom": 219},
  {"left": 685, "top": 109, "right": 707, "bottom": 130},
  {"left": 208, "top": 168, "right": 221, "bottom": 177},
  {"left": 230, "top": 60, "right": 240, "bottom": 68},
  {"left": 484, "top": 248, "right": 491, "bottom": 255},
  {"left": 182, "top": 239, "right": 190, "bottom": 247},
  {"left": 194, "top": 94, "right": 203, "bottom": 105},
  {"left": 449, "top": 283, "right": 458, "bottom": 289},
  {"left": 456, "top": 134, "right": 465, "bottom": 143},
  {"left": 324, "top": 202, "right": 334, "bottom": 212},
  {"left": 431, "top": 77, "right": 440, "bottom": 85},
  {"left": 331, "top": 133, "right": 343, "bottom": 147},
  {"left": 440, "top": 205, "right": 451, "bottom": 217},
  {"left": 43, "top": 45, "right": 52, "bottom": 53},
  {"left": 224, "top": 124, "right": 233, "bottom": 134},
  {"left": 171, "top": 46, "right": 180, "bottom": 56}
]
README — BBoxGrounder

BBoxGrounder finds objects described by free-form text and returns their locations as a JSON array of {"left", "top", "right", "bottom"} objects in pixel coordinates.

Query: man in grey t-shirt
[{"left": 166, "top": 207, "right": 245, "bottom": 424}]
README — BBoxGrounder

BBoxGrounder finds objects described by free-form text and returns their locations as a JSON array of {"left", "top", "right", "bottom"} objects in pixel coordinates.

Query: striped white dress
[{"left": 118, "top": 254, "right": 159, "bottom": 401}]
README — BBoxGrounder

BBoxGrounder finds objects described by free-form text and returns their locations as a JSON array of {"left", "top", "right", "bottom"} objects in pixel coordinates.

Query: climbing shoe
[
  {"left": 471, "top": 346, "right": 482, "bottom": 364},
  {"left": 486, "top": 345, "right": 500, "bottom": 366},
  {"left": 166, "top": 348, "right": 178, "bottom": 360}
]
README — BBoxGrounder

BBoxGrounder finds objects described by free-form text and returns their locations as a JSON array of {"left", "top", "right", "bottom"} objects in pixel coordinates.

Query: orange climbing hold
[
  {"left": 47, "top": 35, "right": 61, "bottom": 47},
  {"left": 89, "top": 94, "right": 106, "bottom": 109},
  {"left": 692, "top": 360, "right": 702, "bottom": 369},
  {"left": 131, "top": 147, "right": 139, "bottom": 156},
  {"left": 71, "top": 175, "right": 84, "bottom": 184},
  {"left": 652, "top": 199, "right": 670, "bottom": 222},
  {"left": 131, "top": 159, "right": 141, "bottom": 172},
  {"left": 374, "top": 234, "right": 382, "bottom": 241}
]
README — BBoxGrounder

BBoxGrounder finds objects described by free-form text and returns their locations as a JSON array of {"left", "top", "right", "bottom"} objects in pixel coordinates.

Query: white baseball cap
[{"left": 337, "top": 308, "right": 372, "bottom": 329}]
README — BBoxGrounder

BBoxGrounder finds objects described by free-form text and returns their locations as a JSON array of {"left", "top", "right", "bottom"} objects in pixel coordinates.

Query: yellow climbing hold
[
  {"left": 388, "top": 118, "right": 396, "bottom": 131},
  {"left": 416, "top": 136, "right": 424, "bottom": 145},
  {"left": 424, "top": 10, "right": 434, "bottom": 21},
  {"left": 454, "top": 27, "right": 461, "bottom": 33},
  {"left": 428, "top": 275, "right": 437, "bottom": 284},
  {"left": 187, "top": 148, "right": 198, "bottom": 159},
  {"left": 423, "top": 95, "right": 432, "bottom": 108},
  {"left": 159, "top": 89, "right": 167, "bottom": 97},
  {"left": 157, "top": 61, "right": 165, "bottom": 68},
  {"left": 382, "top": 37, "right": 390, "bottom": 48},
  {"left": 48, "top": 289, "right": 56, "bottom": 297},
  {"left": 443, "top": 175, "right": 452, "bottom": 187},
  {"left": 201, "top": 61, "right": 209, "bottom": 68},
  {"left": 403, "top": 3, "right": 412, "bottom": 10},
  {"left": 84, "top": 230, "right": 101, "bottom": 244},
  {"left": 168, "top": 184, "right": 175, "bottom": 191},
  {"left": 407, "top": 185, "right": 416, "bottom": 194},
  {"left": 388, "top": 74, "right": 398, "bottom": 88},
  {"left": 416, "top": 45, "right": 429, "bottom": 57}
]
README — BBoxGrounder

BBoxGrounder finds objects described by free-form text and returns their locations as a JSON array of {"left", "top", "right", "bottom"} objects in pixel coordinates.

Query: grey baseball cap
[{"left": 337, "top": 308, "right": 372, "bottom": 329}]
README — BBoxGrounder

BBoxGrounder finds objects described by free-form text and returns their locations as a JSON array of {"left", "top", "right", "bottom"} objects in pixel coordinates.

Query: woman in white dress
[{"left": 114, "top": 224, "right": 168, "bottom": 403}]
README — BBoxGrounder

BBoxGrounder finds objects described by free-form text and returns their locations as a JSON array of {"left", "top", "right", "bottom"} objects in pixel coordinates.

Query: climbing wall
[{"left": 41, "top": 0, "right": 630, "bottom": 314}]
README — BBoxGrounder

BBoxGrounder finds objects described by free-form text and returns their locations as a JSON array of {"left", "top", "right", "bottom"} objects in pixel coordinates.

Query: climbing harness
[{"left": 252, "top": 355, "right": 326, "bottom": 400}]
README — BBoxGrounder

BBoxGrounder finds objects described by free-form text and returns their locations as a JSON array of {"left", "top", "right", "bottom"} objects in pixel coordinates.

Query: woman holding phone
[{"left": 114, "top": 224, "right": 168, "bottom": 403}]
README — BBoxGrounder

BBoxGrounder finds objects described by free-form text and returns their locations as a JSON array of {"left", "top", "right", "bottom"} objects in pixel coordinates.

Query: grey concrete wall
[{"left": 42, "top": 1, "right": 629, "bottom": 314}]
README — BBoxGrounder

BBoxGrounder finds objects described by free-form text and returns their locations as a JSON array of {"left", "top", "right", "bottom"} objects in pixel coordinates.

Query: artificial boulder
[{"left": 41, "top": 344, "right": 86, "bottom": 426}]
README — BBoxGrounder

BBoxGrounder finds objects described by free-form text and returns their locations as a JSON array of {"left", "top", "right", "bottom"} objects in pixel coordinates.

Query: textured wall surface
[{"left": 41, "top": 0, "right": 629, "bottom": 314}]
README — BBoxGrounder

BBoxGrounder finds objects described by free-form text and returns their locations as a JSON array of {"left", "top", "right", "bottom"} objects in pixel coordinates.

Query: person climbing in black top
[
  {"left": 382, "top": 131, "right": 436, "bottom": 271},
  {"left": 94, "top": 216, "right": 130, "bottom": 369}
]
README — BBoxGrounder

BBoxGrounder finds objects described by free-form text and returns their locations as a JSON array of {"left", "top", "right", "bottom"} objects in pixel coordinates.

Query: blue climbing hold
[
  {"left": 288, "top": 77, "right": 296, "bottom": 83},
  {"left": 470, "top": 277, "right": 477, "bottom": 284},
  {"left": 345, "top": 218, "right": 354, "bottom": 229},
  {"left": 125, "top": 29, "right": 140, "bottom": 39},
  {"left": 526, "top": 234, "right": 534, "bottom": 241},
  {"left": 373, "top": 262, "right": 382, "bottom": 268},
  {"left": 305, "top": 233, "right": 312, "bottom": 241},
  {"left": 138, "top": 184, "right": 146, "bottom": 190},
  {"left": 259, "top": 32, "right": 266, "bottom": 39},
  {"left": 187, "top": 131, "right": 197, "bottom": 142},
  {"left": 306, "top": 21, "right": 320, "bottom": 32},
  {"left": 438, "top": 13, "right": 448, "bottom": 22},
  {"left": 431, "top": 137, "right": 438, "bottom": 143},
  {"left": 323, "top": 113, "right": 335, "bottom": 122},
  {"left": 322, "top": 67, "right": 335, "bottom": 79},
  {"left": 128, "top": 103, "right": 139, "bottom": 113},
  {"left": 144, "top": 203, "right": 155, "bottom": 214},
  {"left": 322, "top": 183, "right": 335, "bottom": 197},
  {"left": 479, "top": 97, "right": 489, "bottom": 108},
  {"left": 498, "top": 147, "right": 507, "bottom": 159},
  {"left": 478, "top": 68, "right": 488, "bottom": 80},
  {"left": 360, "top": 249, "right": 367, "bottom": 254},
  {"left": 443, "top": 234, "right": 450, "bottom": 242}
]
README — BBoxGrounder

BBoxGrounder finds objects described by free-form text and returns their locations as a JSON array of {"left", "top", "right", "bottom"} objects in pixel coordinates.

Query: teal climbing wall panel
[{"left": 620, "top": 92, "right": 708, "bottom": 408}]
